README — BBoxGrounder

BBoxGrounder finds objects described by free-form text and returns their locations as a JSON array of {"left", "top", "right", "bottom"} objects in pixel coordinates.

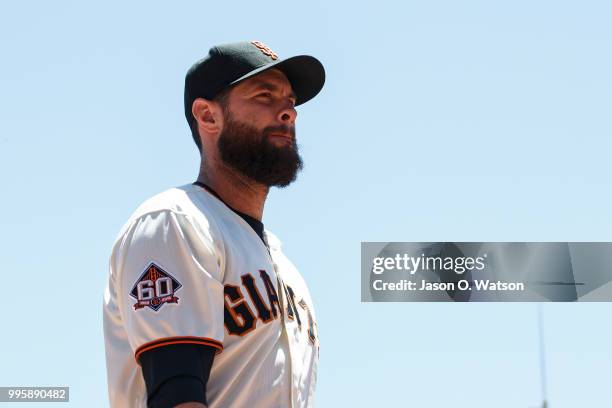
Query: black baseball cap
[{"left": 184, "top": 41, "right": 325, "bottom": 126}]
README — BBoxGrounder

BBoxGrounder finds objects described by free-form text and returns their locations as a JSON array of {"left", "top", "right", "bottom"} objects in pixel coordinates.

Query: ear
[{"left": 192, "top": 98, "right": 224, "bottom": 136}]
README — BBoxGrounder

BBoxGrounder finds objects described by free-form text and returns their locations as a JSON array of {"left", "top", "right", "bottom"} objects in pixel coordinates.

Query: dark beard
[{"left": 217, "top": 113, "right": 303, "bottom": 187}]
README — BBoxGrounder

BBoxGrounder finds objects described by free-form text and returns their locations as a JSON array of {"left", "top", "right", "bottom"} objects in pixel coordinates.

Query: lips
[{"left": 268, "top": 132, "right": 293, "bottom": 142}]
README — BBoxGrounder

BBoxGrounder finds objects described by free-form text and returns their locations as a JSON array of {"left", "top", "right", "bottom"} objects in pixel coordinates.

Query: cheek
[{"left": 234, "top": 104, "right": 277, "bottom": 128}]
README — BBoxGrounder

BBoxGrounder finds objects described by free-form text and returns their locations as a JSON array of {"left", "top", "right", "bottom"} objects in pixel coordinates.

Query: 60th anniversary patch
[{"left": 130, "top": 263, "right": 182, "bottom": 311}]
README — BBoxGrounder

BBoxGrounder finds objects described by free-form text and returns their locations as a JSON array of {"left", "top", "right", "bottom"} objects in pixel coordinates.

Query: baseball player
[{"left": 103, "top": 41, "right": 325, "bottom": 408}]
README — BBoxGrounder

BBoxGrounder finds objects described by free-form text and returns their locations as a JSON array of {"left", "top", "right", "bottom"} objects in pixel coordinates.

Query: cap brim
[{"left": 229, "top": 55, "right": 325, "bottom": 106}]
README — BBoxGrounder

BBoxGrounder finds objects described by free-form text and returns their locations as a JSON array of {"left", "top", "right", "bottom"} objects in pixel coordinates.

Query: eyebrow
[{"left": 249, "top": 80, "right": 297, "bottom": 101}]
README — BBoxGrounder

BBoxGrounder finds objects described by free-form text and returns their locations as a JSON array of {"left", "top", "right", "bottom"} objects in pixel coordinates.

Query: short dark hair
[{"left": 189, "top": 87, "right": 232, "bottom": 153}]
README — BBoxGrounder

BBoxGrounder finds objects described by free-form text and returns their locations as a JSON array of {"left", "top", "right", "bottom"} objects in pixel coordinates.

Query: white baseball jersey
[{"left": 103, "top": 183, "right": 319, "bottom": 408}]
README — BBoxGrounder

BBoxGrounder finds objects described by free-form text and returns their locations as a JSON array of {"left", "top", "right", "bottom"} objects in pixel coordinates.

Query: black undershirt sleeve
[{"left": 139, "top": 343, "right": 216, "bottom": 408}]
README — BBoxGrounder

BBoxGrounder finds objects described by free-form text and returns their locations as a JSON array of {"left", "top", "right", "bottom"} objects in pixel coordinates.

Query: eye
[{"left": 256, "top": 91, "right": 273, "bottom": 98}]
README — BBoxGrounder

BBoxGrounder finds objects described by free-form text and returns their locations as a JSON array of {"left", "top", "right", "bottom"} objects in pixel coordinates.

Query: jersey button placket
[{"left": 272, "top": 260, "right": 297, "bottom": 408}]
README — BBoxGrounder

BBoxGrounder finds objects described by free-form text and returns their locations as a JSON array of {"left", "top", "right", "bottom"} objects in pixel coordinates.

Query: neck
[{"left": 197, "top": 159, "right": 269, "bottom": 221}]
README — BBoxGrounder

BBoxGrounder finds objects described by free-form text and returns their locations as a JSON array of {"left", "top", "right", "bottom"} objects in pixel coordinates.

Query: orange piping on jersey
[{"left": 134, "top": 336, "right": 223, "bottom": 364}]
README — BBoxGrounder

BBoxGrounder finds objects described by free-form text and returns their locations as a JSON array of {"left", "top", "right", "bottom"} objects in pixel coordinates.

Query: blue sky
[{"left": 1, "top": 1, "right": 611, "bottom": 407}]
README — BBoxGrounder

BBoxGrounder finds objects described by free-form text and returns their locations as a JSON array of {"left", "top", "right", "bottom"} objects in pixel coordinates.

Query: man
[{"left": 103, "top": 41, "right": 325, "bottom": 408}]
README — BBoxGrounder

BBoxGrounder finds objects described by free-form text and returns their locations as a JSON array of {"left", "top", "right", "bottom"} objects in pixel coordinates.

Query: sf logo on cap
[{"left": 251, "top": 41, "right": 278, "bottom": 60}]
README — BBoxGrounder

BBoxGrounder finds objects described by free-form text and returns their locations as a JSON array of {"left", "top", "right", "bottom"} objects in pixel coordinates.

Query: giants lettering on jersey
[{"left": 224, "top": 269, "right": 318, "bottom": 344}]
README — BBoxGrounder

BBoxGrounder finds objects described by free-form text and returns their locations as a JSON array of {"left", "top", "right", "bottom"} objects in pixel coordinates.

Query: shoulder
[
  {"left": 131, "top": 184, "right": 205, "bottom": 219},
  {"left": 109, "top": 184, "right": 230, "bottom": 280},
  {"left": 112, "top": 184, "right": 227, "bottom": 248}
]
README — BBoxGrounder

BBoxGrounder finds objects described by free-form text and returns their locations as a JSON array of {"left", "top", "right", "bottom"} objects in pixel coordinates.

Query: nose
[{"left": 278, "top": 103, "right": 297, "bottom": 125}]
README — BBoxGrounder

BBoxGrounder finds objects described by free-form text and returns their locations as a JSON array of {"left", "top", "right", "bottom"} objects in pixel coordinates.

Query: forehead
[{"left": 233, "top": 69, "right": 294, "bottom": 94}]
